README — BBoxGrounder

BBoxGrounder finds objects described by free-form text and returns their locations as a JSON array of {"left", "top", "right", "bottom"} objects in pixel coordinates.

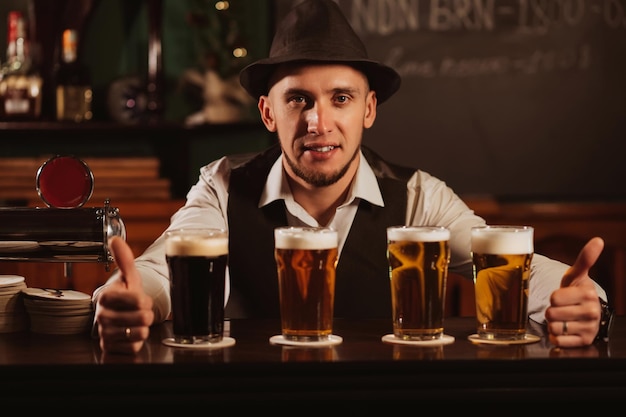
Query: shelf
[
  {"left": 0, "top": 120, "right": 272, "bottom": 200},
  {"left": 0, "top": 120, "right": 265, "bottom": 133}
]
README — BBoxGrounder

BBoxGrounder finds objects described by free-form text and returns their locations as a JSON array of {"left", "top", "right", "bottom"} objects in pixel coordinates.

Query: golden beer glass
[
  {"left": 274, "top": 226, "right": 338, "bottom": 342},
  {"left": 387, "top": 226, "right": 451, "bottom": 341},
  {"left": 471, "top": 225, "right": 534, "bottom": 341}
]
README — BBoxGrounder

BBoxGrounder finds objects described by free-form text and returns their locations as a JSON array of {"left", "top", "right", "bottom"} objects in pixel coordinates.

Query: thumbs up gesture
[
  {"left": 545, "top": 237, "right": 605, "bottom": 348},
  {"left": 94, "top": 236, "right": 155, "bottom": 355}
]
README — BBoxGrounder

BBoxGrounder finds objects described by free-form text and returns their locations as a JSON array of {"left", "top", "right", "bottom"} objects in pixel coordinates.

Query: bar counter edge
[{"left": 1, "top": 316, "right": 626, "bottom": 406}]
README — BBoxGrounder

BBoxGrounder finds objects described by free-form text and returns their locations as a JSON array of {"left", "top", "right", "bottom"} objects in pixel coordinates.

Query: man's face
[{"left": 259, "top": 63, "right": 377, "bottom": 188}]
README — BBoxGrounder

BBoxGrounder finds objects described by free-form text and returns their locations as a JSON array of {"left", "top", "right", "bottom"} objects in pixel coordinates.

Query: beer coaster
[
  {"left": 162, "top": 336, "right": 236, "bottom": 349},
  {"left": 0, "top": 275, "right": 25, "bottom": 287},
  {"left": 467, "top": 333, "right": 541, "bottom": 345},
  {"left": 381, "top": 334, "right": 455, "bottom": 346},
  {"left": 269, "top": 334, "right": 343, "bottom": 347}
]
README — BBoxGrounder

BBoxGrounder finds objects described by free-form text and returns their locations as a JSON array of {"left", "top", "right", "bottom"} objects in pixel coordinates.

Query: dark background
[
  {"left": 277, "top": 0, "right": 626, "bottom": 201},
  {"left": 1, "top": 0, "right": 624, "bottom": 201}
]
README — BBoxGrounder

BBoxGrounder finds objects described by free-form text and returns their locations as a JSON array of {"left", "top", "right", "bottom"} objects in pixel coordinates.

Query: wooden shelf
[
  {"left": 0, "top": 120, "right": 263, "bottom": 133},
  {"left": 0, "top": 120, "right": 270, "bottom": 199}
]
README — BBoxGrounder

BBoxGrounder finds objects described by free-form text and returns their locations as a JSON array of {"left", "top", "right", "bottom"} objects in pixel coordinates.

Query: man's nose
[{"left": 306, "top": 103, "right": 331, "bottom": 134}]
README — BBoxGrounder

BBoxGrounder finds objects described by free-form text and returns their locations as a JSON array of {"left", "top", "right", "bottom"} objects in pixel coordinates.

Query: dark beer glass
[
  {"left": 165, "top": 228, "right": 228, "bottom": 344},
  {"left": 274, "top": 227, "right": 338, "bottom": 342},
  {"left": 471, "top": 226, "right": 534, "bottom": 341},
  {"left": 387, "top": 226, "right": 451, "bottom": 340}
]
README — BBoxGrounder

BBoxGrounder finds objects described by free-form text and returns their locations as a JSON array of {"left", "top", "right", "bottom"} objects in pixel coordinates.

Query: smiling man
[
  {"left": 93, "top": 0, "right": 611, "bottom": 355},
  {"left": 261, "top": 63, "right": 375, "bottom": 225}
]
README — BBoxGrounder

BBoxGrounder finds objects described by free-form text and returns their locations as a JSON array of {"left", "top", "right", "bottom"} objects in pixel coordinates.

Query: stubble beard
[{"left": 284, "top": 146, "right": 360, "bottom": 187}]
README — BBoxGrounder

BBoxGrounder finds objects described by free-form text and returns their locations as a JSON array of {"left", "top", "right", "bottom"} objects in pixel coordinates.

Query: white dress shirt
[{"left": 93, "top": 150, "right": 607, "bottom": 325}]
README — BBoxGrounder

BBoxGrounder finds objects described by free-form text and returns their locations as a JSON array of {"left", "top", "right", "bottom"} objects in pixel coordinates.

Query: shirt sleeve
[
  {"left": 406, "top": 169, "right": 485, "bottom": 280},
  {"left": 92, "top": 157, "right": 232, "bottom": 324}
]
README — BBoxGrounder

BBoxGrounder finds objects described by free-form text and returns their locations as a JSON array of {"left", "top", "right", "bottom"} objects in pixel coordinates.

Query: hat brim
[{"left": 240, "top": 57, "right": 401, "bottom": 105}]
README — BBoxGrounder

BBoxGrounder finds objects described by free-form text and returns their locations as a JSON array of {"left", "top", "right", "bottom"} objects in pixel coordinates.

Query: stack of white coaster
[
  {"left": 22, "top": 287, "right": 93, "bottom": 335},
  {"left": 0, "top": 275, "right": 29, "bottom": 333}
]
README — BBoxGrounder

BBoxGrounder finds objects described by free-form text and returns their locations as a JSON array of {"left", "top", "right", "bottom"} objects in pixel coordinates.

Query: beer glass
[
  {"left": 274, "top": 226, "right": 338, "bottom": 342},
  {"left": 386, "top": 226, "right": 451, "bottom": 341},
  {"left": 471, "top": 225, "right": 534, "bottom": 341},
  {"left": 165, "top": 228, "right": 228, "bottom": 345}
]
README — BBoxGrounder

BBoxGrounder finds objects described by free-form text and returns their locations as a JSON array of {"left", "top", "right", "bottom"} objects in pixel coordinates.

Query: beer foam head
[
  {"left": 274, "top": 227, "right": 338, "bottom": 250},
  {"left": 471, "top": 226, "right": 533, "bottom": 254},
  {"left": 387, "top": 226, "right": 450, "bottom": 242},
  {"left": 165, "top": 229, "right": 228, "bottom": 256}
]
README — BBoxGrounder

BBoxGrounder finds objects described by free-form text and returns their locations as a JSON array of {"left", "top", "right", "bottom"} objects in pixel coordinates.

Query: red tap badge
[{"left": 35, "top": 155, "right": 94, "bottom": 208}]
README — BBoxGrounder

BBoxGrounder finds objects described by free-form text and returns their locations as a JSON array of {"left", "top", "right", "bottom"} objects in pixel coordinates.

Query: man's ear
[
  {"left": 364, "top": 91, "right": 377, "bottom": 129},
  {"left": 258, "top": 96, "right": 277, "bottom": 132}
]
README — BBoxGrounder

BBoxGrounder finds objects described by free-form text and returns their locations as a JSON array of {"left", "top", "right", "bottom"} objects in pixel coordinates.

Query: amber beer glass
[
  {"left": 274, "top": 226, "right": 338, "bottom": 342},
  {"left": 471, "top": 226, "right": 534, "bottom": 340},
  {"left": 165, "top": 228, "right": 228, "bottom": 344},
  {"left": 387, "top": 226, "right": 451, "bottom": 340}
]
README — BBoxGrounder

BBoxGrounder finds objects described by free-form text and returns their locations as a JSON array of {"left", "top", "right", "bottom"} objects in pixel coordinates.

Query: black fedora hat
[{"left": 240, "top": 0, "right": 401, "bottom": 105}]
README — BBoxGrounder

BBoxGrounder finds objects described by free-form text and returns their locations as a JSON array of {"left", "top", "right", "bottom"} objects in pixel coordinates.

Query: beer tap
[{"left": 0, "top": 155, "right": 126, "bottom": 280}]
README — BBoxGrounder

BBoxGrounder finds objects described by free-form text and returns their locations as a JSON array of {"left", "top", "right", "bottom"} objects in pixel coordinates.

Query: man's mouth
[{"left": 304, "top": 145, "right": 336, "bottom": 153}]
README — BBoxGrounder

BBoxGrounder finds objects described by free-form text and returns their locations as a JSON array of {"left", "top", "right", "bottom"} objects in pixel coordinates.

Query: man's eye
[
  {"left": 336, "top": 95, "right": 348, "bottom": 103},
  {"left": 290, "top": 96, "right": 306, "bottom": 104}
]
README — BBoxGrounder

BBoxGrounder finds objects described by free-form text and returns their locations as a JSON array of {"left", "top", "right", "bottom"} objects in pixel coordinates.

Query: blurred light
[
  {"left": 232, "top": 47, "right": 247, "bottom": 58},
  {"left": 215, "top": 1, "right": 229, "bottom": 11}
]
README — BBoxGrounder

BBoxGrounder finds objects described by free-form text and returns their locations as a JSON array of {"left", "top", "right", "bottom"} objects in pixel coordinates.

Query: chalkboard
[{"left": 275, "top": 0, "right": 626, "bottom": 200}]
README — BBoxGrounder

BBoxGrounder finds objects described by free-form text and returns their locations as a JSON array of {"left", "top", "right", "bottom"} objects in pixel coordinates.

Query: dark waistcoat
[{"left": 225, "top": 144, "right": 413, "bottom": 319}]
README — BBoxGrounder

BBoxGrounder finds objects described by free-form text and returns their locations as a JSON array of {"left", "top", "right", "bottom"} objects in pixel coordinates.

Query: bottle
[
  {"left": 0, "top": 10, "right": 43, "bottom": 121},
  {"left": 54, "top": 29, "right": 92, "bottom": 122}
]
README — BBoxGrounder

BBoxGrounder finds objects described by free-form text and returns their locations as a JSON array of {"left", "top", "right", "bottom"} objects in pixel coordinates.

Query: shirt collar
[{"left": 259, "top": 150, "right": 384, "bottom": 208}]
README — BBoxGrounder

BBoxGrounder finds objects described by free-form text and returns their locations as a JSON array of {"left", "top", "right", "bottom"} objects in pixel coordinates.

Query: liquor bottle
[
  {"left": 0, "top": 11, "right": 43, "bottom": 121},
  {"left": 54, "top": 29, "right": 93, "bottom": 122}
]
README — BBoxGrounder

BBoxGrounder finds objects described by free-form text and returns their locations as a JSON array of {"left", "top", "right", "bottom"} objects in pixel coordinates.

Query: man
[{"left": 93, "top": 0, "right": 612, "bottom": 355}]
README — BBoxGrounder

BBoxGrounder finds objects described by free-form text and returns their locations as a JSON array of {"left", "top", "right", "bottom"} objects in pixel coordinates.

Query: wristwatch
[{"left": 596, "top": 298, "right": 615, "bottom": 342}]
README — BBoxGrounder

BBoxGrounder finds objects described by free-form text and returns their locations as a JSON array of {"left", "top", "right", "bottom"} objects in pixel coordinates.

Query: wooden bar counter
[{"left": 1, "top": 316, "right": 625, "bottom": 407}]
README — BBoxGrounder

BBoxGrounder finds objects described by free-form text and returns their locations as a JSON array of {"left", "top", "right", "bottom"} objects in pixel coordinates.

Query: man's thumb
[
  {"left": 108, "top": 236, "right": 141, "bottom": 291},
  {"left": 560, "top": 236, "right": 604, "bottom": 288}
]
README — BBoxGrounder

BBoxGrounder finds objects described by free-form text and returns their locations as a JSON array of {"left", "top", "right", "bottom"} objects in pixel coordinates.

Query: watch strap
[{"left": 596, "top": 298, "right": 615, "bottom": 342}]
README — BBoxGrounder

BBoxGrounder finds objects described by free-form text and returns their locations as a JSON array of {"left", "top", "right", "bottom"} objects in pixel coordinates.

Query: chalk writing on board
[
  {"left": 275, "top": 0, "right": 626, "bottom": 199},
  {"left": 347, "top": 0, "right": 626, "bottom": 34},
  {"left": 387, "top": 43, "right": 591, "bottom": 78},
  {"left": 341, "top": 0, "right": 625, "bottom": 79}
]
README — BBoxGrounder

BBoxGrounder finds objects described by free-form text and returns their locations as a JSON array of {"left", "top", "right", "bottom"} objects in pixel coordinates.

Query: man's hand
[
  {"left": 545, "top": 237, "right": 604, "bottom": 348},
  {"left": 95, "top": 236, "right": 154, "bottom": 355}
]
